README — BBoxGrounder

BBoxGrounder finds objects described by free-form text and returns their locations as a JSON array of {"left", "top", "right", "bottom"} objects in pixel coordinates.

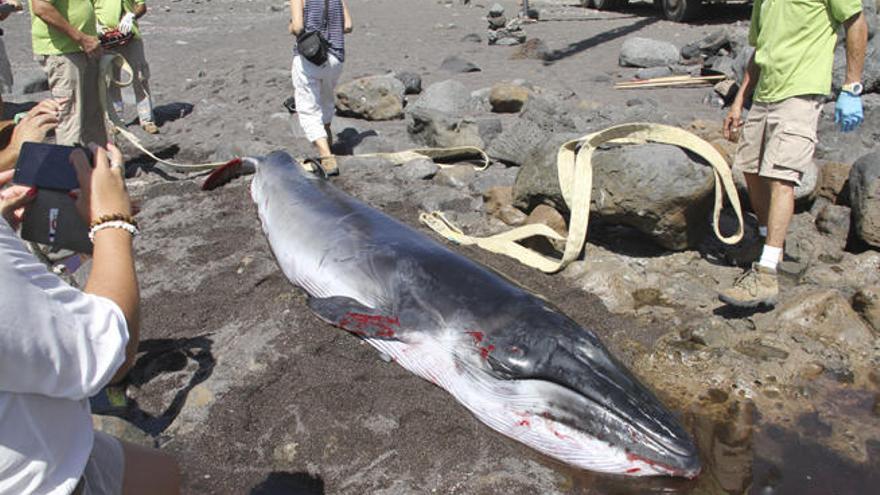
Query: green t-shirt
[
  {"left": 29, "top": 0, "right": 99, "bottom": 55},
  {"left": 94, "top": 0, "right": 145, "bottom": 39},
  {"left": 749, "top": 0, "right": 863, "bottom": 103}
]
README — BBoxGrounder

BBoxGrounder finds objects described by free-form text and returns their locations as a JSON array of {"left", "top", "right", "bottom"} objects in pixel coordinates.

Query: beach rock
[
  {"left": 488, "top": 3, "right": 504, "bottom": 16},
  {"left": 488, "top": 15, "right": 507, "bottom": 29},
  {"left": 755, "top": 288, "right": 875, "bottom": 347},
  {"left": 619, "top": 37, "right": 680, "bottom": 68},
  {"left": 470, "top": 164, "right": 519, "bottom": 194},
  {"left": 524, "top": 204, "right": 568, "bottom": 252},
  {"left": 636, "top": 67, "right": 673, "bottom": 80},
  {"left": 487, "top": 119, "right": 550, "bottom": 166},
  {"left": 406, "top": 107, "right": 484, "bottom": 148},
  {"left": 460, "top": 33, "right": 482, "bottom": 43},
  {"left": 489, "top": 83, "right": 531, "bottom": 113},
  {"left": 516, "top": 143, "right": 715, "bottom": 250},
  {"left": 335, "top": 75, "right": 405, "bottom": 121},
  {"left": 92, "top": 415, "right": 153, "bottom": 447},
  {"left": 817, "top": 161, "right": 852, "bottom": 203},
  {"left": 815, "top": 203, "right": 852, "bottom": 249},
  {"left": 510, "top": 38, "right": 550, "bottom": 60},
  {"left": 394, "top": 71, "right": 422, "bottom": 95},
  {"left": 435, "top": 165, "right": 477, "bottom": 188},
  {"left": 393, "top": 158, "right": 439, "bottom": 182},
  {"left": 439, "top": 55, "right": 481, "bottom": 73},
  {"left": 407, "top": 79, "right": 472, "bottom": 115},
  {"left": 418, "top": 184, "right": 482, "bottom": 213},
  {"left": 848, "top": 151, "right": 880, "bottom": 247},
  {"left": 488, "top": 29, "right": 527, "bottom": 46},
  {"left": 852, "top": 286, "right": 880, "bottom": 332}
]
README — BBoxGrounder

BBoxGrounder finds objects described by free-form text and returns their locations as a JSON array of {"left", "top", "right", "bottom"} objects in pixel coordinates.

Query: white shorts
[{"left": 291, "top": 54, "right": 343, "bottom": 142}]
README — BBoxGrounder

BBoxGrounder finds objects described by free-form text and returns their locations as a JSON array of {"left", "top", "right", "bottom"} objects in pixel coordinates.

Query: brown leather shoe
[{"left": 719, "top": 263, "right": 779, "bottom": 308}]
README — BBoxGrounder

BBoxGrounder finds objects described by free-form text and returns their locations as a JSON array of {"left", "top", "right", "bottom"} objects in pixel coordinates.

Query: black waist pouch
[{"left": 297, "top": 30, "right": 329, "bottom": 66}]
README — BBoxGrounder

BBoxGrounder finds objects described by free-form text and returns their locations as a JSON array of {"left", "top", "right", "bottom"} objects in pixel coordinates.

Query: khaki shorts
[
  {"left": 74, "top": 430, "right": 125, "bottom": 495},
  {"left": 733, "top": 95, "right": 822, "bottom": 186},
  {"left": 37, "top": 52, "right": 108, "bottom": 146}
]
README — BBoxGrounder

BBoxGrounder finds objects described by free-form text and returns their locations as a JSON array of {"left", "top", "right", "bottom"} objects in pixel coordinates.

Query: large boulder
[
  {"left": 848, "top": 150, "right": 880, "bottom": 247},
  {"left": 514, "top": 143, "right": 715, "bottom": 250},
  {"left": 619, "top": 37, "right": 680, "bottom": 68},
  {"left": 407, "top": 79, "right": 473, "bottom": 115},
  {"left": 335, "top": 75, "right": 405, "bottom": 121},
  {"left": 406, "top": 107, "right": 496, "bottom": 148}
]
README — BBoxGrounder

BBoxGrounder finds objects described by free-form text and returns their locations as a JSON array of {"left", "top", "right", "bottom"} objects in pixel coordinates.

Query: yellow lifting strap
[
  {"left": 418, "top": 122, "right": 744, "bottom": 273},
  {"left": 99, "top": 54, "right": 232, "bottom": 171}
]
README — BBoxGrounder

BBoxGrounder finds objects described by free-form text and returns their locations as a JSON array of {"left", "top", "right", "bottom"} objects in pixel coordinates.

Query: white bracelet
[{"left": 88, "top": 220, "right": 140, "bottom": 242}]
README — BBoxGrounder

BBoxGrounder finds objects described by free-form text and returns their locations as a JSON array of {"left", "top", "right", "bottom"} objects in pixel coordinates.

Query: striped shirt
[{"left": 297, "top": 0, "right": 346, "bottom": 63}]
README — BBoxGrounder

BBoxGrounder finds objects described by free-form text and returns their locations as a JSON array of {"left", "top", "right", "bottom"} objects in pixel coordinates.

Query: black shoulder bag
[{"left": 297, "top": 0, "right": 330, "bottom": 66}]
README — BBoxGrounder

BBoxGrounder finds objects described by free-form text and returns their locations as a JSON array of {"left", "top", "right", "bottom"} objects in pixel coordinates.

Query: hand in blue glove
[{"left": 835, "top": 91, "right": 864, "bottom": 133}]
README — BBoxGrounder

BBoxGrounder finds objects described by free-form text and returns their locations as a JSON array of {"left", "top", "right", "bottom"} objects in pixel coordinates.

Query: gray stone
[
  {"left": 470, "top": 164, "right": 519, "bottom": 194},
  {"left": 619, "top": 37, "right": 680, "bottom": 68},
  {"left": 335, "top": 75, "right": 406, "bottom": 121},
  {"left": 406, "top": 107, "right": 484, "bottom": 148},
  {"left": 460, "top": 33, "right": 482, "bottom": 43},
  {"left": 475, "top": 116, "right": 503, "bottom": 146},
  {"left": 13, "top": 70, "right": 49, "bottom": 95},
  {"left": 418, "top": 183, "right": 482, "bottom": 213},
  {"left": 435, "top": 165, "right": 477, "bottom": 188},
  {"left": 488, "top": 30, "right": 527, "bottom": 46},
  {"left": 439, "top": 55, "right": 481, "bottom": 73},
  {"left": 815, "top": 203, "right": 852, "bottom": 250},
  {"left": 636, "top": 66, "right": 673, "bottom": 80},
  {"left": 488, "top": 15, "right": 507, "bottom": 29},
  {"left": 487, "top": 119, "right": 550, "bottom": 166},
  {"left": 394, "top": 71, "right": 422, "bottom": 95},
  {"left": 488, "top": 3, "right": 504, "bottom": 16},
  {"left": 852, "top": 285, "right": 880, "bottom": 332},
  {"left": 708, "top": 55, "right": 738, "bottom": 80},
  {"left": 848, "top": 151, "right": 880, "bottom": 247},
  {"left": 784, "top": 213, "right": 845, "bottom": 266},
  {"left": 393, "top": 158, "right": 439, "bottom": 182},
  {"left": 408, "top": 79, "right": 472, "bottom": 115},
  {"left": 515, "top": 143, "right": 716, "bottom": 250}
]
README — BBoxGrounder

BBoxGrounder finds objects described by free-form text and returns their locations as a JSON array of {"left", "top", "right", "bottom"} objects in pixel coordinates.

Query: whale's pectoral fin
[{"left": 308, "top": 296, "right": 401, "bottom": 340}]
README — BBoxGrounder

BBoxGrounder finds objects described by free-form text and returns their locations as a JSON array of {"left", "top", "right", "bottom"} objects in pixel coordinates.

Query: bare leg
[
  {"left": 120, "top": 440, "right": 181, "bottom": 495},
  {"left": 765, "top": 178, "right": 795, "bottom": 249},
  {"left": 743, "top": 172, "right": 769, "bottom": 227},
  {"left": 313, "top": 137, "right": 332, "bottom": 158}
]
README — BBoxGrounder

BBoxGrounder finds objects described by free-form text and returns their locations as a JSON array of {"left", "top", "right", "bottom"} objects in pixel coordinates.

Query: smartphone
[
  {"left": 20, "top": 189, "right": 92, "bottom": 254},
  {"left": 13, "top": 142, "right": 91, "bottom": 191}
]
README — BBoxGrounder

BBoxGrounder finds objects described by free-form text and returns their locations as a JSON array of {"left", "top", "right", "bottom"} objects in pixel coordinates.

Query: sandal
[{"left": 318, "top": 155, "right": 339, "bottom": 176}]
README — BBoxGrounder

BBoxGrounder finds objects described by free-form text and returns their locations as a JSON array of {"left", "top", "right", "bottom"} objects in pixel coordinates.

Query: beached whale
[{"left": 247, "top": 151, "right": 701, "bottom": 477}]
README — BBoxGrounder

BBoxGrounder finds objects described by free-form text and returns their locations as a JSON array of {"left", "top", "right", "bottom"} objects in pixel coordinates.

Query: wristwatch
[{"left": 842, "top": 82, "right": 863, "bottom": 96}]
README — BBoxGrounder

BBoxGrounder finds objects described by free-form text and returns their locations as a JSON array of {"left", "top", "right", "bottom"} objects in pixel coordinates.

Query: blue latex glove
[{"left": 835, "top": 91, "right": 864, "bottom": 133}]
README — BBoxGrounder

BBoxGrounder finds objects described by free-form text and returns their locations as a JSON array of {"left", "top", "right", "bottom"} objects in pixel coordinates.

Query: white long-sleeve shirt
[{"left": 0, "top": 219, "right": 128, "bottom": 494}]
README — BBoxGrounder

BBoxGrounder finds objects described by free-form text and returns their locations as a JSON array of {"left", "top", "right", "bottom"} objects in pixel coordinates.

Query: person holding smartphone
[{"left": 0, "top": 144, "right": 180, "bottom": 494}]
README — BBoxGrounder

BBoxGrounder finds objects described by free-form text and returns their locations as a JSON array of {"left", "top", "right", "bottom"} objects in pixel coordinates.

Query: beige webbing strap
[
  {"left": 99, "top": 54, "right": 231, "bottom": 171},
  {"left": 419, "top": 122, "right": 744, "bottom": 273},
  {"left": 356, "top": 146, "right": 490, "bottom": 170}
]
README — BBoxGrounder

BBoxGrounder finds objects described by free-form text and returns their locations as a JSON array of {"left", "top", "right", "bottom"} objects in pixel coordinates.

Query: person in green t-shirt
[
  {"left": 719, "top": 0, "right": 867, "bottom": 308},
  {"left": 29, "top": 0, "right": 108, "bottom": 146},
  {"left": 94, "top": 0, "right": 157, "bottom": 134}
]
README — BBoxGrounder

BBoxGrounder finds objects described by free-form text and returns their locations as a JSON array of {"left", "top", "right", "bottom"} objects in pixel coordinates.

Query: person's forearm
[
  {"left": 0, "top": 147, "right": 17, "bottom": 172},
  {"left": 32, "top": 0, "right": 88, "bottom": 46},
  {"left": 342, "top": 0, "right": 352, "bottom": 33},
  {"left": 734, "top": 52, "right": 760, "bottom": 106},
  {"left": 289, "top": 0, "right": 304, "bottom": 35},
  {"left": 85, "top": 229, "right": 140, "bottom": 381},
  {"left": 134, "top": 3, "right": 147, "bottom": 18},
  {"left": 844, "top": 13, "right": 867, "bottom": 85}
]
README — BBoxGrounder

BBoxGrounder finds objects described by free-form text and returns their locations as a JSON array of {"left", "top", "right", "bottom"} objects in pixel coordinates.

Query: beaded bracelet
[
  {"left": 88, "top": 220, "right": 140, "bottom": 242},
  {"left": 89, "top": 213, "right": 139, "bottom": 230}
]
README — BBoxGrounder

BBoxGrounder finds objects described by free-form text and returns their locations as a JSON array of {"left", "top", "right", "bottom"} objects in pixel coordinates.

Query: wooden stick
[
  {"left": 615, "top": 80, "right": 720, "bottom": 89},
  {"left": 615, "top": 74, "right": 726, "bottom": 88}
]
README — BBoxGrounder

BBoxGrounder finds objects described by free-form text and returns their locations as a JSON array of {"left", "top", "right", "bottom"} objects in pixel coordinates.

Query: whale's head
[{"left": 440, "top": 306, "right": 701, "bottom": 478}]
